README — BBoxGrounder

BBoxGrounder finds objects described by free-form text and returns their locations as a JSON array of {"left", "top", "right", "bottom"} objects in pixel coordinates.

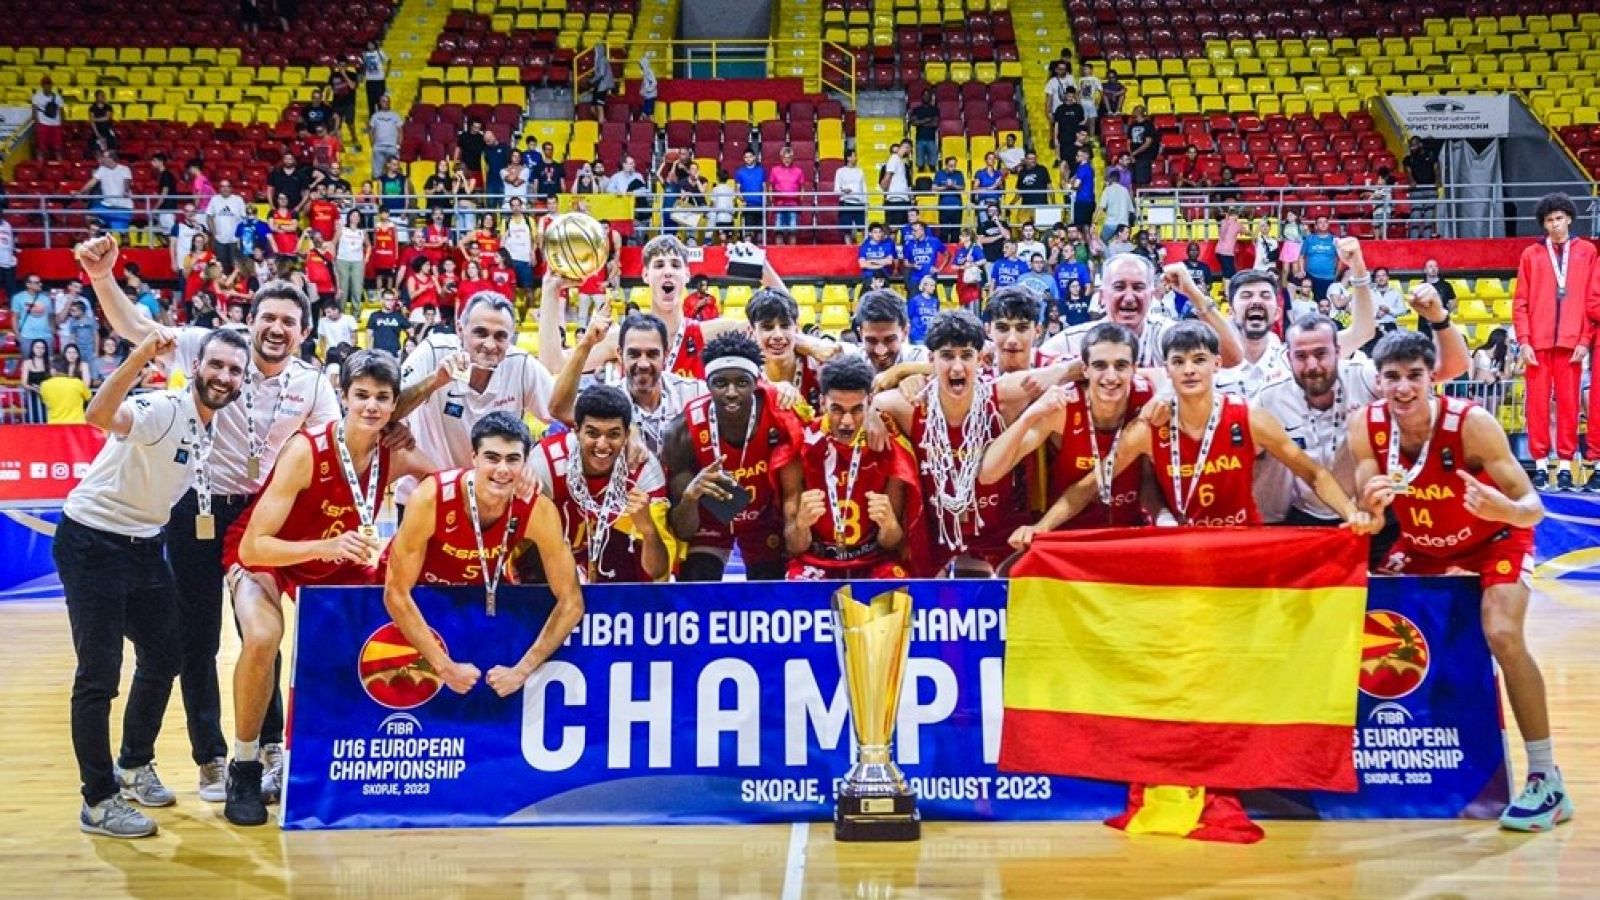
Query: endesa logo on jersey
[
  {"left": 358, "top": 622, "right": 446, "bottom": 710},
  {"left": 1359, "top": 610, "right": 1430, "bottom": 700}
]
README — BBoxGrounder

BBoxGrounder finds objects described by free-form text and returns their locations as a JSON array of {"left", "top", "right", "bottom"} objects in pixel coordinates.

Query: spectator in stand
[
  {"left": 1017, "top": 255, "right": 1060, "bottom": 310},
  {"left": 1099, "top": 70, "right": 1125, "bottom": 117},
  {"left": 267, "top": 194, "right": 299, "bottom": 256},
  {"left": 88, "top": 90, "right": 117, "bottom": 156},
  {"left": 409, "top": 304, "right": 442, "bottom": 344},
  {"left": 1175, "top": 146, "right": 1206, "bottom": 192},
  {"left": 768, "top": 147, "right": 806, "bottom": 246},
  {"left": 59, "top": 298, "right": 99, "bottom": 363},
  {"left": 503, "top": 199, "right": 537, "bottom": 304},
  {"left": 38, "top": 353, "right": 91, "bottom": 424},
  {"left": 1014, "top": 151, "right": 1052, "bottom": 219},
  {"left": 1368, "top": 167, "right": 1397, "bottom": 237},
  {"left": 1052, "top": 88, "right": 1085, "bottom": 161},
  {"left": 0, "top": 216, "right": 14, "bottom": 299},
  {"left": 972, "top": 152, "right": 1006, "bottom": 214},
  {"left": 316, "top": 301, "right": 356, "bottom": 356},
  {"left": 456, "top": 119, "right": 487, "bottom": 182},
  {"left": 306, "top": 183, "right": 340, "bottom": 243},
  {"left": 377, "top": 158, "right": 407, "bottom": 214},
  {"left": 1513, "top": 193, "right": 1597, "bottom": 491},
  {"left": 362, "top": 41, "right": 390, "bottom": 113},
  {"left": 1134, "top": 228, "right": 1164, "bottom": 267},
  {"left": 1078, "top": 62, "right": 1102, "bottom": 132},
  {"left": 94, "top": 335, "right": 124, "bottom": 385},
  {"left": 908, "top": 92, "right": 940, "bottom": 172},
  {"left": 996, "top": 134, "right": 1025, "bottom": 173},
  {"left": 880, "top": 140, "right": 913, "bottom": 228},
  {"left": 366, "top": 290, "right": 409, "bottom": 356},
  {"left": 269, "top": 152, "right": 311, "bottom": 214},
  {"left": 952, "top": 230, "right": 986, "bottom": 312},
  {"left": 369, "top": 95, "right": 404, "bottom": 180},
  {"left": 570, "top": 162, "right": 602, "bottom": 194},
  {"left": 482, "top": 130, "right": 512, "bottom": 204},
  {"left": 1404, "top": 136, "right": 1441, "bottom": 239},
  {"left": 1216, "top": 207, "right": 1244, "bottom": 278},
  {"left": 683, "top": 275, "right": 719, "bottom": 321},
  {"left": 932, "top": 157, "right": 966, "bottom": 243},
  {"left": 305, "top": 124, "right": 342, "bottom": 174},
  {"left": 1182, "top": 242, "right": 1214, "bottom": 294},
  {"left": 300, "top": 87, "right": 335, "bottom": 137},
  {"left": 31, "top": 77, "right": 65, "bottom": 161},
  {"left": 1370, "top": 268, "right": 1404, "bottom": 330},
  {"left": 858, "top": 222, "right": 897, "bottom": 284},
  {"left": 501, "top": 150, "right": 531, "bottom": 206},
  {"left": 79, "top": 150, "right": 135, "bottom": 235},
  {"left": 908, "top": 275, "right": 941, "bottom": 344},
  {"left": 402, "top": 256, "right": 438, "bottom": 313},
  {"left": 639, "top": 52, "right": 659, "bottom": 120},
  {"left": 205, "top": 179, "right": 248, "bottom": 275},
  {"left": 734, "top": 150, "right": 768, "bottom": 241},
  {"left": 1126, "top": 106, "right": 1157, "bottom": 189},
  {"left": 1015, "top": 222, "right": 1046, "bottom": 264},
  {"left": 21, "top": 339, "right": 51, "bottom": 422},
  {"left": 1105, "top": 223, "right": 1135, "bottom": 258},
  {"left": 991, "top": 242, "right": 1027, "bottom": 288},
  {"left": 1067, "top": 147, "right": 1095, "bottom": 228},
  {"left": 1277, "top": 209, "right": 1304, "bottom": 282},
  {"left": 330, "top": 56, "right": 363, "bottom": 151},
  {"left": 1301, "top": 215, "right": 1339, "bottom": 300},
  {"left": 1053, "top": 249, "right": 1091, "bottom": 308},
  {"left": 1044, "top": 61, "right": 1073, "bottom": 119},
  {"left": 332, "top": 209, "right": 369, "bottom": 311},
  {"left": 1214, "top": 167, "right": 1241, "bottom": 206},
  {"left": 534, "top": 146, "right": 564, "bottom": 203},
  {"left": 1420, "top": 259, "right": 1457, "bottom": 312},
  {"left": 833, "top": 149, "right": 868, "bottom": 244},
  {"left": 976, "top": 201, "right": 1009, "bottom": 262},
  {"left": 899, "top": 220, "right": 947, "bottom": 294},
  {"left": 1095, "top": 164, "right": 1133, "bottom": 243}
]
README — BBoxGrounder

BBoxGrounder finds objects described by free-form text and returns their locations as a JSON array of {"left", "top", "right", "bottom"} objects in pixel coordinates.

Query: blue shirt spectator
[
  {"left": 933, "top": 167, "right": 965, "bottom": 209},
  {"left": 1073, "top": 161, "right": 1096, "bottom": 204},
  {"left": 734, "top": 159, "right": 767, "bottom": 208},
  {"left": 1053, "top": 260, "right": 1092, "bottom": 298},
  {"left": 972, "top": 159, "right": 1006, "bottom": 209},
  {"left": 1057, "top": 284, "right": 1094, "bottom": 325},
  {"left": 1017, "top": 259, "right": 1061, "bottom": 309},
  {"left": 991, "top": 249, "right": 1028, "bottom": 288},
  {"left": 900, "top": 229, "right": 947, "bottom": 288},
  {"left": 858, "top": 227, "right": 897, "bottom": 282},
  {"left": 1302, "top": 224, "right": 1338, "bottom": 281},
  {"left": 908, "top": 285, "right": 941, "bottom": 344}
]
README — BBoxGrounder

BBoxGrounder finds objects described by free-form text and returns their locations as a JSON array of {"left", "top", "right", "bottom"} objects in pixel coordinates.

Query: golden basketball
[{"left": 544, "top": 212, "right": 610, "bottom": 281}]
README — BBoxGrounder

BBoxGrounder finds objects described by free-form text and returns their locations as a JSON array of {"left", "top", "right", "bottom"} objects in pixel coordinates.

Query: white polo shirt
[
  {"left": 1042, "top": 312, "right": 1174, "bottom": 367},
  {"left": 165, "top": 327, "right": 341, "bottom": 495},
  {"left": 1216, "top": 334, "right": 1290, "bottom": 400},
  {"left": 398, "top": 334, "right": 556, "bottom": 502},
  {"left": 1252, "top": 357, "right": 1378, "bottom": 522},
  {"left": 64, "top": 389, "right": 211, "bottom": 538}
]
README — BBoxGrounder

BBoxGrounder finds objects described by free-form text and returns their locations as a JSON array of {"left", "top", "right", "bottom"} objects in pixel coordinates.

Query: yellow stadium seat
[
  {"left": 752, "top": 99, "right": 778, "bottom": 122},
  {"left": 725, "top": 99, "right": 751, "bottom": 122},
  {"left": 695, "top": 100, "right": 721, "bottom": 121}
]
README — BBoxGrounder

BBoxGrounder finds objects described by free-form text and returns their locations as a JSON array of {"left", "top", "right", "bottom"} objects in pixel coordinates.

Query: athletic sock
[
  {"left": 235, "top": 739, "right": 261, "bottom": 763},
  {"left": 1525, "top": 738, "right": 1555, "bottom": 777},
  {"left": 1559, "top": 459, "right": 1572, "bottom": 473},
  {"left": 1536, "top": 458, "right": 1550, "bottom": 473}
]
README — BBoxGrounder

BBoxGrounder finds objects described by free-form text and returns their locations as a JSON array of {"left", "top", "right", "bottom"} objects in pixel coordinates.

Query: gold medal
[
  {"left": 1389, "top": 469, "right": 1410, "bottom": 495},
  {"left": 247, "top": 457, "right": 261, "bottom": 481},
  {"left": 195, "top": 513, "right": 216, "bottom": 541}
]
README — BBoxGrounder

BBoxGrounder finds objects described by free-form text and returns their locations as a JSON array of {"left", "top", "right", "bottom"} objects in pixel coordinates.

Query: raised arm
[
  {"left": 74, "top": 234, "right": 159, "bottom": 343},
  {"left": 549, "top": 307, "right": 612, "bottom": 426},
  {"left": 1334, "top": 238, "right": 1376, "bottom": 357},
  {"left": 485, "top": 494, "right": 585, "bottom": 697},
  {"left": 1406, "top": 283, "right": 1471, "bottom": 381},
  {"left": 86, "top": 327, "right": 174, "bottom": 437},
  {"left": 981, "top": 386, "right": 1067, "bottom": 484}
]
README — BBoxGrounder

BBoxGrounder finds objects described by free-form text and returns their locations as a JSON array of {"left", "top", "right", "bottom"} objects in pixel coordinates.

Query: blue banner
[
  {"left": 283, "top": 577, "right": 1507, "bottom": 830},
  {"left": 1533, "top": 494, "right": 1600, "bottom": 581}
]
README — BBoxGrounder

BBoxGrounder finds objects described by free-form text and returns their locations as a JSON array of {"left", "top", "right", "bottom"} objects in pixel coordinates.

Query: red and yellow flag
[{"left": 1000, "top": 527, "right": 1368, "bottom": 793}]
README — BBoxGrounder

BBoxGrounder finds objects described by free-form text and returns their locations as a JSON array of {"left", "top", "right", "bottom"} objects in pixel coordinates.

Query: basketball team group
[{"left": 55, "top": 219, "right": 1570, "bottom": 840}]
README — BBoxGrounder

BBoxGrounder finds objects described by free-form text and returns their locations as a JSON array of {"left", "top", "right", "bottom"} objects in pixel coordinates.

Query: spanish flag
[{"left": 1000, "top": 528, "right": 1368, "bottom": 839}]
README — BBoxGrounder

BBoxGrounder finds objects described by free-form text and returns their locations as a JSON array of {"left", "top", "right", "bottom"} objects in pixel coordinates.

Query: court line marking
[{"left": 781, "top": 821, "right": 809, "bottom": 900}]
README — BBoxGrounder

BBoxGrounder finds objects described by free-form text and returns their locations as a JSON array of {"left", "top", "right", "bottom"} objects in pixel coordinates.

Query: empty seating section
[
  {"left": 422, "top": 0, "right": 637, "bottom": 87},
  {"left": 821, "top": 0, "right": 1022, "bottom": 90},
  {"left": 0, "top": 0, "right": 395, "bottom": 65}
]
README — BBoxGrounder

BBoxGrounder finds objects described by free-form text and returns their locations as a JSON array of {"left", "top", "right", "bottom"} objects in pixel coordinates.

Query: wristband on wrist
[
  {"left": 1423, "top": 313, "right": 1452, "bottom": 331},
  {"left": 1347, "top": 275, "right": 1372, "bottom": 288}
]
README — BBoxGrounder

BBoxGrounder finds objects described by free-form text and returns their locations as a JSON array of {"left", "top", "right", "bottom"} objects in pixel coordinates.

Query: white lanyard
[
  {"left": 463, "top": 471, "right": 517, "bottom": 616},
  {"left": 333, "top": 423, "right": 383, "bottom": 528},
  {"left": 824, "top": 431, "right": 865, "bottom": 545},
  {"left": 1084, "top": 395, "right": 1123, "bottom": 514},
  {"left": 1169, "top": 395, "right": 1222, "bottom": 522},
  {"left": 1385, "top": 398, "right": 1435, "bottom": 492},
  {"left": 707, "top": 391, "right": 759, "bottom": 477},
  {"left": 189, "top": 404, "right": 216, "bottom": 518},
  {"left": 242, "top": 367, "right": 289, "bottom": 481},
  {"left": 1547, "top": 240, "right": 1569, "bottom": 300},
  {"left": 663, "top": 322, "right": 688, "bottom": 375},
  {"left": 1304, "top": 377, "right": 1347, "bottom": 465}
]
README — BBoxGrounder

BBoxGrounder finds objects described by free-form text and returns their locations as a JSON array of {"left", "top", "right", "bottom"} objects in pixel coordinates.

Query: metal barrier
[
  {"left": 573, "top": 38, "right": 858, "bottom": 105},
  {"left": 1444, "top": 378, "right": 1527, "bottom": 435}
]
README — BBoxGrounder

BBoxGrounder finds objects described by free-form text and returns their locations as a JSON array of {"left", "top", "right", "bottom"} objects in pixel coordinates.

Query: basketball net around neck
[
  {"left": 919, "top": 377, "right": 1000, "bottom": 553},
  {"left": 564, "top": 438, "right": 635, "bottom": 578}
]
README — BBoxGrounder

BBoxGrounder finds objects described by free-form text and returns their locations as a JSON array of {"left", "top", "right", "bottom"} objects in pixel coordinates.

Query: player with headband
[{"left": 663, "top": 333, "right": 807, "bottom": 582}]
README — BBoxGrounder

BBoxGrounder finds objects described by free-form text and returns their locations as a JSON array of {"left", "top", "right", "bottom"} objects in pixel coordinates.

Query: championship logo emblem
[
  {"left": 359, "top": 622, "right": 446, "bottom": 709},
  {"left": 1359, "top": 610, "right": 1430, "bottom": 700}
]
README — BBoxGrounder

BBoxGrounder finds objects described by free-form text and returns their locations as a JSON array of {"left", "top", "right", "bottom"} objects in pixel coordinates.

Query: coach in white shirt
[
  {"left": 397, "top": 291, "right": 556, "bottom": 505},
  {"left": 78, "top": 234, "right": 342, "bottom": 803},
  {"left": 1042, "top": 254, "right": 1239, "bottom": 367},
  {"left": 56, "top": 325, "right": 248, "bottom": 838}
]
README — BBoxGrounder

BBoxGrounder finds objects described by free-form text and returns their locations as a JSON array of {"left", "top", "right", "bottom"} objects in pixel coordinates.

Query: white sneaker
[
  {"left": 197, "top": 757, "right": 227, "bottom": 802},
  {"left": 80, "top": 796, "right": 157, "bottom": 838},
  {"left": 115, "top": 762, "right": 176, "bottom": 807},
  {"left": 261, "top": 743, "right": 285, "bottom": 804}
]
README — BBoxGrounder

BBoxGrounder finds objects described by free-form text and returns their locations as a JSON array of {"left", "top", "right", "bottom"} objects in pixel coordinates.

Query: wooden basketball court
[{"left": 1, "top": 578, "right": 1595, "bottom": 898}]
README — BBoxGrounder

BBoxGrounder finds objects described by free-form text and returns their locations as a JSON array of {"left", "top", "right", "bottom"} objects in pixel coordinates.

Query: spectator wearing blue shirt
[
  {"left": 907, "top": 275, "right": 941, "bottom": 344},
  {"left": 932, "top": 157, "right": 966, "bottom": 243},
  {"left": 858, "top": 222, "right": 897, "bottom": 283},
  {"left": 1015, "top": 255, "right": 1060, "bottom": 312},
  {"left": 899, "top": 222, "right": 947, "bottom": 294},
  {"left": 1053, "top": 256, "right": 1092, "bottom": 300},
  {"left": 733, "top": 149, "right": 767, "bottom": 240},
  {"left": 972, "top": 153, "right": 1007, "bottom": 211},
  {"left": 1057, "top": 278, "right": 1094, "bottom": 325},
  {"left": 1301, "top": 215, "right": 1339, "bottom": 299},
  {"left": 1068, "top": 147, "right": 1096, "bottom": 228},
  {"left": 991, "top": 242, "right": 1028, "bottom": 288}
]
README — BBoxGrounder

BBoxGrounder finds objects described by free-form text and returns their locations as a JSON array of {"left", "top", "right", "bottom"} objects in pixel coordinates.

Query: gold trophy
[{"left": 832, "top": 586, "right": 921, "bottom": 842}]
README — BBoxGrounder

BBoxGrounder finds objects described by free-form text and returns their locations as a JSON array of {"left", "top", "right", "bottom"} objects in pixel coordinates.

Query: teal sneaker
[{"left": 1499, "top": 770, "right": 1574, "bottom": 832}]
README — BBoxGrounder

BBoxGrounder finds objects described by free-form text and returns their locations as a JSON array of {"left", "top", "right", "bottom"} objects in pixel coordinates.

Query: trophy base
[{"left": 834, "top": 794, "right": 921, "bottom": 842}]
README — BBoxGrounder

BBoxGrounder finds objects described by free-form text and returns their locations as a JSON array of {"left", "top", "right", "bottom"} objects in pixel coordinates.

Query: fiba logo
[
  {"left": 378, "top": 712, "right": 423, "bottom": 735},
  {"left": 1367, "top": 702, "right": 1414, "bottom": 726},
  {"left": 358, "top": 622, "right": 447, "bottom": 710},
  {"left": 1359, "top": 611, "right": 1430, "bottom": 700}
]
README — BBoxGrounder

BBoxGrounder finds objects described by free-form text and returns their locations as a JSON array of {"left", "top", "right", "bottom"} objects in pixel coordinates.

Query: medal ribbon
[
  {"left": 1169, "top": 395, "right": 1222, "bottom": 522},
  {"left": 1385, "top": 397, "right": 1435, "bottom": 490},
  {"left": 243, "top": 367, "right": 289, "bottom": 479},
  {"left": 333, "top": 423, "right": 384, "bottom": 528},
  {"left": 464, "top": 471, "right": 516, "bottom": 600},
  {"left": 824, "top": 427, "right": 865, "bottom": 546},
  {"left": 920, "top": 378, "right": 1000, "bottom": 552},
  {"left": 1085, "top": 394, "right": 1123, "bottom": 514}
]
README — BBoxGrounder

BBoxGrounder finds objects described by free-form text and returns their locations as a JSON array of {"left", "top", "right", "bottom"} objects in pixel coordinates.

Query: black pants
[
  {"left": 1072, "top": 201, "right": 1095, "bottom": 228},
  {"left": 54, "top": 516, "right": 183, "bottom": 805},
  {"left": 167, "top": 489, "right": 284, "bottom": 764},
  {"left": 1218, "top": 253, "right": 1236, "bottom": 278},
  {"left": 679, "top": 551, "right": 787, "bottom": 582},
  {"left": 365, "top": 79, "right": 386, "bottom": 111}
]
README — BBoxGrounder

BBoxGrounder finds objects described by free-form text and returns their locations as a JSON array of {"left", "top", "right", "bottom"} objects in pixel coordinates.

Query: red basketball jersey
[
  {"left": 683, "top": 384, "right": 804, "bottom": 555},
  {"left": 1050, "top": 374, "right": 1155, "bottom": 528},
  {"left": 223, "top": 422, "right": 392, "bottom": 589},
  {"left": 413, "top": 468, "right": 536, "bottom": 586},
  {"left": 537, "top": 433, "right": 667, "bottom": 582},
  {"left": 1152, "top": 392, "right": 1261, "bottom": 526},
  {"left": 910, "top": 389, "right": 1028, "bottom": 558},
  {"left": 667, "top": 320, "right": 708, "bottom": 380},
  {"left": 796, "top": 424, "right": 917, "bottom": 558},
  {"left": 1364, "top": 396, "right": 1531, "bottom": 559}
]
